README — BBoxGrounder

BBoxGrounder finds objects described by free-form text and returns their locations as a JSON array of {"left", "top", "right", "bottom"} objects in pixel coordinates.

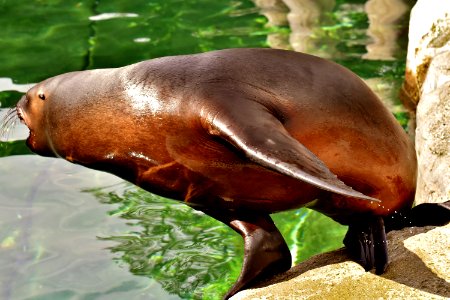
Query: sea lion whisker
[
  {"left": 0, "top": 108, "right": 16, "bottom": 124},
  {"left": 0, "top": 108, "right": 19, "bottom": 141},
  {"left": 0, "top": 109, "right": 13, "bottom": 130}
]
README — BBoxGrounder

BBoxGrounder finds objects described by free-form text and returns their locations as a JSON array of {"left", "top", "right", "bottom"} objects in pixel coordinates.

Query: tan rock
[
  {"left": 415, "top": 62, "right": 450, "bottom": 203},
  {"left": 231, "top": 224, "right": 450, "bottom": 300},
  {"left": 401, "top": 0, "right": 450, "bottom": 108},
  {"left": 402, "top": 0, "right": 450, "bottom": 204}
]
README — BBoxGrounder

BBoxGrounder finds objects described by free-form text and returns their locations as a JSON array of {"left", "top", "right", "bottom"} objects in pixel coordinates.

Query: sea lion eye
[{"left": 38, "top": 93, "right": 46, "bottom": 100}]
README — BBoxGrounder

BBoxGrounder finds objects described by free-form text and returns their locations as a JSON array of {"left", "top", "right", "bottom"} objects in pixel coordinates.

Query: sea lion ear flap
[{"left": 204, "top": 102, "right": 379, "bottom": 202}]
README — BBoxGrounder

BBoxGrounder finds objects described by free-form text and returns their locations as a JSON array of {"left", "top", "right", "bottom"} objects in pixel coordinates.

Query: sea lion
[{"left": 7, "top": 48, "right": 450, "bottom": 299}]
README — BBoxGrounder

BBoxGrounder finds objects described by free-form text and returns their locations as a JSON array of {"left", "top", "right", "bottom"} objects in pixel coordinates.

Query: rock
[
  {"left": 401, "top": 0, "right": 450, "bottom": 108},
  {"left": 415, "top": 53, "right": 450, "bottom": 203},
  {"left": 231, "top": 224, "right": 450, "bottom": 300},
  {"left": 401, "top": 0, "right": 450, "bottom": 203}
]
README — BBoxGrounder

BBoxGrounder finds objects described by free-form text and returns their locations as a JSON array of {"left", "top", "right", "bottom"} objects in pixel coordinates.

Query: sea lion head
[
  {"left": 16, "top": 71, "right": 104, "bottom": 158},
  {"left": 16, "top": 76, "right": 62, "bottom": 157},
  {"left": 15, "top": 68, "right": 135, "bottom": 162}
]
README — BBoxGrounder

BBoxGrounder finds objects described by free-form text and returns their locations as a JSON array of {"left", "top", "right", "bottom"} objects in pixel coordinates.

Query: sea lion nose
[
  {"left": 15, "top": 95, "right": 28, "bottom": 124},
  {"left": 16, "top": 95, "right": 27, "bottom": 107}
]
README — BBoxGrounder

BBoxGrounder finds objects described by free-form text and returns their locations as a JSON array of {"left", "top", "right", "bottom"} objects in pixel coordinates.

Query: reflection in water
[
  {"left": 252, "top": 0, "right": 289, "bottom": 49},
  {"left": 364, "top": 0, "right": 409, "bottom": 60},
  {"left": 283, "top": 0, "right": 335, "bottom": 54},
  {"left": 253, "top": 0, "right": 412, "bottom": 131},
  {"left": 253, "top": 0, "right": 336, "bottom": 53},
  {"left": 87, "top": 186, "right": 242, "bottom": 299},
  {"left": 254, "top": 0, "right": 410, "bottom": 60},
  {"left": 254, "top": 0, "right": 368, "bottom": 57}
]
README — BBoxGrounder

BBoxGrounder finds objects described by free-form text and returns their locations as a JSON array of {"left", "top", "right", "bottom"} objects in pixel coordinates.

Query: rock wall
[{"left": 402, "top": 0, "right": 450, "bottom": 203}]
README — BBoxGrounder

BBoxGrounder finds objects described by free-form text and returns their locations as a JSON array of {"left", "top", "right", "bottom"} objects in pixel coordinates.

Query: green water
[{"left": 0, "top": 0, "right": 411, "bottom": 299}]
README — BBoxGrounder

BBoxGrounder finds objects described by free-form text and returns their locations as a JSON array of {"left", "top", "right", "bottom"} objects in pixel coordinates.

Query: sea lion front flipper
[
  {"left": 201, "top": 209, "right": 291, "bottom": 299},
  {"left": 344, "top": 216, "right": 388, "bottom": 274},
  {"left": 203, "top": 100, "right": 378, "bottom": 202}
]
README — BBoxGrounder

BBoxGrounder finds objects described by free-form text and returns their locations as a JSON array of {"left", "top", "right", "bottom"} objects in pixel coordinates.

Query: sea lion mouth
[
  {"left": 16, "top": 107, "right": 27, "bottom": 125},
  {"left": 15, "top": 106, "right": 33, "bottom": 141}
]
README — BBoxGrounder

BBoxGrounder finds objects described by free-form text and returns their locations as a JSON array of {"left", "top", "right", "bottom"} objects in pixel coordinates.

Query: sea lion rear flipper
[
  {"left": 203, "top": 100, "right": 378, "bottom": 202},
  {"left": 344, "top": 216, "right": 388, "bottom": 274}
]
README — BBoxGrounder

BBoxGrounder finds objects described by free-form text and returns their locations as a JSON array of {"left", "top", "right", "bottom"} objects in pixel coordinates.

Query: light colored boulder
[
  {"left": 231, "top": 224, "right": 450, "bottom": 300},
  {"left": 415, "top": 52, "right": 450, "bottom": 203},
  {"left": 402, "top": 0, "right": 450, "bottom": 106},
  {"left": 402, "top": 0, "right": 450, "bottom": 203}
]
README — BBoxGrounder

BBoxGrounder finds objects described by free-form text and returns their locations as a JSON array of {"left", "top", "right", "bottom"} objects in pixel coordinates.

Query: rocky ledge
[{"left": 231, "top": 224, "right": 450, "bottom": 299}]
